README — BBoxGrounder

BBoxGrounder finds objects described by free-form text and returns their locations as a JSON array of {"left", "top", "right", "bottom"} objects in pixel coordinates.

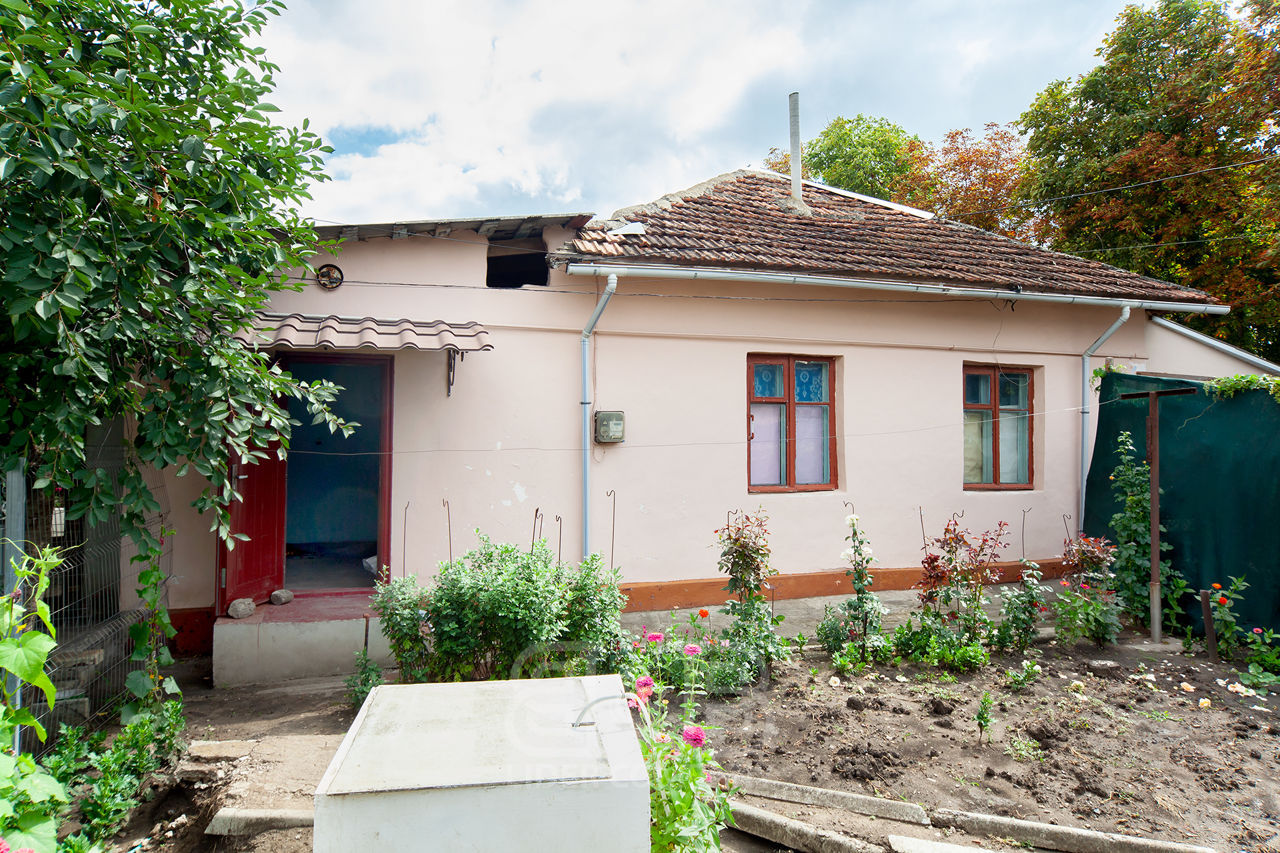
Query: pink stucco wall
[{"left": 159, "top": 225, "right": 1257, "bottom": 611}]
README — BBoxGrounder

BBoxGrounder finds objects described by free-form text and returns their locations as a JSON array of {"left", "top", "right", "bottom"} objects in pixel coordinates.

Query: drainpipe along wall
[
  {"left": 1079, "top": 306, "right": 1131, "bottom": 529},
  {"left": 581, "top": 273, "right": 618, "bottom": 556}
]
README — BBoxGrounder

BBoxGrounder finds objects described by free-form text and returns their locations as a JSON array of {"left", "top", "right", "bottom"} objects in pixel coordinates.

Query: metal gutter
[
  {"left": 1149, "top": 315, "right": 1280, "bottom": 374},
  {"left": 563, "top": 263, "right": 1230, "bottom": 315},
  {"left": 1080, "top": 307, "right": 1131, "bottom": 528},
  {"left": 580, "top": 273, "right": 618, "bottom": 557}
]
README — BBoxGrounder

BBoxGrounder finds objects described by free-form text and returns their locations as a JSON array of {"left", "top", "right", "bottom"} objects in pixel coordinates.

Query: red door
[{"left": 218, "top": 449, "right": 287, "bottom": 613}]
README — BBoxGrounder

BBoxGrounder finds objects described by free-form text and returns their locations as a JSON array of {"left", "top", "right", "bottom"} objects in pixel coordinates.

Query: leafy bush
[
  {"left": 991, "top": 561, "right": 1050, "bottom": 653},
  {"left": 918, "top": 519, "right": 1008, "bottom": 643},
  {"left": 1207, "top": 576, "right": 1247, "bottom": 659},
  {"left": 626, "top": 612, "right": 763, "bottom": 696},
  {"left": 345, "top": 650, "right": 385, "bottom": 708},
  {"left": 1003, "top": 659, "right": 1042, "bottom": 692},
  {"left": 374, "top": 533, "right": 626, "bottom": 683},
  {"left": 716, "top": 510, "right": 789, "bottom": 672},
  {"left": 1107, "top": 431, "right": 1184, "bottom": 630},
  {"left": 1054, "top": 535, "right": 1122, "bottom": 646},
  {"left": 818, "top": 513, "right": 887, "bottom": 662}
]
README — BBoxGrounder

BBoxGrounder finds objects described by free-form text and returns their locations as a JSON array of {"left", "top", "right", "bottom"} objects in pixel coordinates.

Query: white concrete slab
[{"left": 313, "top": 675, "right": 648, "bottom": 853}]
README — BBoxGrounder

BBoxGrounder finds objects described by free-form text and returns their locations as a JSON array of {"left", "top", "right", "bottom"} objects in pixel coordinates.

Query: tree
[
  {"left": 766, "top": 114, "right": 917, "bottom": 199},
  {"left": 0, "top": 0, "right": 347, "bottom": 557},
  {"left": 1018, "top": 0, "right": 1280, "bottom": 359},
  {"left": 891, "top": 123, "right": 1039, "bottom": 242}
]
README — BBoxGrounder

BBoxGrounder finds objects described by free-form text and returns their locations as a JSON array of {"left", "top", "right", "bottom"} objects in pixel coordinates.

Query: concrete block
[
  {"left": 727, "top": 774, "right": 929, "bottom": 825},
  {"left": 212, "top": 616, "right": 392, "bottom": 687},
  {"left": 731, "top": 801, "right": 885, "bottom": 853},
  {"left": 889, "top": 836, "right": 991, "bottom": 853},
  {"left": 204, "top": 807, "right": 314, "bottom": 836},
  {"left": 932, "top": 808, "right": 1217, "bottom": 853}
]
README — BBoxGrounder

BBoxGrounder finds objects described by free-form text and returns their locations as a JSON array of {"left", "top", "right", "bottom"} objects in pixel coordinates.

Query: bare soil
[
  {"left": 704, "top": 636, "right": 1280, "bottom": 850},
  {"left": 137, "top": 638, "right": 1280, "bottom": 852}
]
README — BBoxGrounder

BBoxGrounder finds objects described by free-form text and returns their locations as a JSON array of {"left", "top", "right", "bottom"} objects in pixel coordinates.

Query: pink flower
[
  {"left": 1081, "top": 583, "right": 1090, "bottom": 590},
  {"left": 645, "top": 632, "right": 665, "bottom": 643},
  {"left": 635, "top": 676, "right": 655, "bottom": 703},
  {"left": 682, "top": 725, "right": 706, "bottom": 748},
  {"left": 684, "top": 644, "right": 703, "bottom": 656},
  {"left": 1255, "top": 627, "right": 1265, "bottom": 634}
]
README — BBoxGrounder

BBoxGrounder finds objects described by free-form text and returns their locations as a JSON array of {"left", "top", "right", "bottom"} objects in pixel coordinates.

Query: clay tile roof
[
  {"left": 243, "top": 313, "right": 494, "bottom": 352},
  {"left": 549, "top": 170, "right": 1216, "bottom": 306}
]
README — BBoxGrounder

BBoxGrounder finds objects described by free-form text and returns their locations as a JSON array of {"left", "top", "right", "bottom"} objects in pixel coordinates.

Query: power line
[
  {"left": 1071, "top": 234, "right": 1259, "bottom": 255},
  {"left": 950, "top": 152, "right": 1280, "bottom": 219}
]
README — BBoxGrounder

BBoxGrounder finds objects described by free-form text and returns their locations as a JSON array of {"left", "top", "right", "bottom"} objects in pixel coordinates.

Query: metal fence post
[{"left": 3, "top": 460, "right": 27, "bottom": 754}]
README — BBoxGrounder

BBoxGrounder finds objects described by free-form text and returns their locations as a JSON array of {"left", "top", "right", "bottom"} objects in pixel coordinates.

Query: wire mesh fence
[{"left": 5, "top": 419, "right": 170, "bottom": 754}]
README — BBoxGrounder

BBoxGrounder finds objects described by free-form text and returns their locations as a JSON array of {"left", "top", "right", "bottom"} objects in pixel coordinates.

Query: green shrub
[
  {"left": 991, "top": 561, "right": 1050, "bottom": 653},
  {"left": 345, "top": 650, "right": 385, "bottom": 708},
  {"left": 716, "top": 509, "right": 789, "bottom": 673},
  {"left": 1108, "top": 431, "right": 1184, "bottom": 630},
  {"left": 375, "top": 533, "right": 626, "bottom": 683}
]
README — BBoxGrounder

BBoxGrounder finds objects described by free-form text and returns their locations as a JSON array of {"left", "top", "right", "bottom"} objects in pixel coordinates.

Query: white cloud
[{"left": 257, "top": 0, "right": 1134, "bottom": 224}]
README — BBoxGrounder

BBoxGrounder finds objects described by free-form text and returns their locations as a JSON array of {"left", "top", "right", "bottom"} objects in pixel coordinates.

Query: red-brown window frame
[
  {"left": 747, "top": 354, "right": 838, "bottom": 493},
  {"left": 962, "top": 364, "right": 1034, "bottom": 491}
]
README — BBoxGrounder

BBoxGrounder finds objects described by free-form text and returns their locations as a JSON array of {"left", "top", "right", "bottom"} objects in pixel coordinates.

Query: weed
[
  {"left": 1005, "top": 736, "right": 1046, "bottom": 762},
  {"left": 974, "top": 691, "right": 995, "bottom": 744}
]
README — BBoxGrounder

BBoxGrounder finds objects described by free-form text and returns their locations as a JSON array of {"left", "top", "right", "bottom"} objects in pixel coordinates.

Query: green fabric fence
[{"left": 1083, "top": 372, "right": 1280, "bottom": 634}]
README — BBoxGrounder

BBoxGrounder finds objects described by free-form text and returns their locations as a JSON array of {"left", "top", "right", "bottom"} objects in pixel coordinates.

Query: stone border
[
  {"left": 726, "top": 774, "right": 930, "bottom": 825},
  {"left": 204, "top": 808, "right": 314, "bottom": 836},
  {"left": 932, "top": 809, "right": 1217, "bottom": 853},
  {"left": 731, "top": 801, "right": 885, "bottom": 853}
]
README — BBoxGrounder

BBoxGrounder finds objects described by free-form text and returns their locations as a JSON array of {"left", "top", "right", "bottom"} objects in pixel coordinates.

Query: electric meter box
[
  {"left": 313, "top": 675, "right": 647, "bottom": 852},
  {"left": 594, "top": 410, "right": 625, "bottom": 443}
]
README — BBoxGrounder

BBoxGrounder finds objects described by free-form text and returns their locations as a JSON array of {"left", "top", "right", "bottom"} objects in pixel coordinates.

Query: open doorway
[{"left": 281, "top": 355, "right": 391, "bottom": 591}]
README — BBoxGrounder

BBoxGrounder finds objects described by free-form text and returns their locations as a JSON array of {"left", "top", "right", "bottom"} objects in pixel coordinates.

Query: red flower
[
  {"left": 1218, "top": 596, "right": 1228, "bottom": 606},
  {"left": 698, "top": 608, "right": 709, "bottom": 619},
  {"left": 1060, "top": 580, "right": 1069, "bottom": 587},
  {"left": 1211, "top": 583, "right": 1222, "bottom": 590},
  {"left": 1081, "top": 583, "right": 1090, "bottom": 590}
]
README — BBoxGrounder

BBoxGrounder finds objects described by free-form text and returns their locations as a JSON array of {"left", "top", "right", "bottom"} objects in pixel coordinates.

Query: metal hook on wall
[
  {"left": 606, "top": 489, "right": 617, "bottom": 572},
  {"left": 842, "top": 500, "right": 855, "bottom": 515},
  {"left": 554, "top": 515, "right": 563, "bottom": 565},
  {"left": 1061, "top": 513, "right": 1074, "bottom": 541},
  {"left": 1020, "top": 507, "right": 1032, "bottom": 561},
  {"left": 441, "top": 499, "right": 452, "bottom": 566},
  {"left": 403, "top": 501, "right": 412, "bottom": 578},
  {"left": 918, "top": 506, "right": 927, "bottom": 548},
  {"left": 950, "top": 509, "right": 965, "bottom": 523}
]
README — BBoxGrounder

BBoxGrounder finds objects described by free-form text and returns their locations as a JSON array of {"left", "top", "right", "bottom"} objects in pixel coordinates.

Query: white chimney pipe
[{"left": 788, "top": 92, "right": 802, "bottom": 204}]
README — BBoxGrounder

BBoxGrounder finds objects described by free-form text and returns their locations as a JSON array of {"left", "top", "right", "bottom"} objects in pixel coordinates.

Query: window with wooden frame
[
  {"left": 748, "top": 355, "right": 837, "bottom": 492},
  {"left": 963, "top": 365, "right": 1033, "bottom": 489}
]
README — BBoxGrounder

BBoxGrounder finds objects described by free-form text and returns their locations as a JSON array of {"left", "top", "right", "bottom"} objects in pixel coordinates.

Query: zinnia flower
[
  {"left": 1081, "top": 583, "right": 1090, "bottom": 590},
  {"left": 684, "top": 644, "right": 703, "bottom": 656},
  {"left": 845, "top": 513, "right": 859, "bottom": 527},
  {"left": 1255, "top": 628, "right": 1265, "bottom": 634},
  {"left": 646, "top": 632, "right": 664, "bottom": 643},
  {"left": 1218, "top": 597, "right": 1228, "bottom": 606},
  {"left": 682, "top": 725, "right": 706, "bottom": 747},
  {"left": 1211, "top": 583, "right": 1222, "bottom": 590},
  {"left": 698, "top": 608, "right": 709, "bottom": 618}
]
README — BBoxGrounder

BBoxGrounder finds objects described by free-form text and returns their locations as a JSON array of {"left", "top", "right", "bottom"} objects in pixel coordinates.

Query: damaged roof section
[{"left": 549, "top": 170, "right": 1217, "bottom": 306}]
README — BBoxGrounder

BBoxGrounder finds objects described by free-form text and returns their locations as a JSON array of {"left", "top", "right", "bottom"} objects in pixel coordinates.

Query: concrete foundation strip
[
  {"left": 204, "top": 807, "right": 315, "bottom": 836},
  {"left": 727, "top": 773, "right": 930, "bottom": 825},
  {"left": 732, "top": 801, "right": 886, "bottom": 853},
  {"left": 932, "top": 809, "right": 1217, "bottom": 853},
  {"left": 888, "top": 836, "right": 994, "bottom": 853}
]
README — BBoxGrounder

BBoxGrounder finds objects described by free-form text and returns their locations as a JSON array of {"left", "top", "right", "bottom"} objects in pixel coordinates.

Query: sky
[{"left": 256, "top": 0, "right": 1136, "bottom": 226}]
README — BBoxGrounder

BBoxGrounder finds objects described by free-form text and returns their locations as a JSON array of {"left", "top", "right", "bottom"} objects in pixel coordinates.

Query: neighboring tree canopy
[
  {"left": 894, "top": 123, "right": 1038, "bottom": 242},
  {"left": 0, "top": 0, "right": 346, "bottom": 554},
  {"left": 1018, "top": 0, "right": 1280, "bottom": 359},
  {"left": 766, "top": 114, "right": 917, "bottom": 199}
]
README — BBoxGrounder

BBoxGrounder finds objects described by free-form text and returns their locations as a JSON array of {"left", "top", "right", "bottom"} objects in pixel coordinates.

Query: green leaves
[{"left": 0, "top": 631, "right": 57, "bottom": 707}]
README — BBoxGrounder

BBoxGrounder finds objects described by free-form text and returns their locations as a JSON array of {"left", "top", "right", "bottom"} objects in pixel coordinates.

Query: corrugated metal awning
[{"left": 244, "top": 312, "right": 493, "bottom": 352}]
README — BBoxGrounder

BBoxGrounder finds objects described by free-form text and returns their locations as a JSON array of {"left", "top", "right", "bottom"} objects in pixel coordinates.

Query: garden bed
[{"left": 702, "top": 634, "right": 1279, "bottom": 850}]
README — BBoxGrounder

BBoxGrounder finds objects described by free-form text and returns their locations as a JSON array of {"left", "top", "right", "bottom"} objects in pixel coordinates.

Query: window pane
[
  {"left": 964, "top": 372, "right": 990, "bottom": 406},
  {"left": 749, "top": 403, "right": 786, "bottom": 485},
  {"left": 753, "top": 364, "right": 784, "bottom": 398},
  {"left": 794, "top": 361, "right": 829, "bottom": 403},
  {"left": 795, "top": 405, "right": 829, "bottom": 484},
  {"left": 963, "top": 410, "right": 993, "bottom": 483},
  {"left": 999, "top": 372, "right": 1028, "bottom": 409},
  {"left": 999, "top": 411, "right": 1030, "bottom": 484}
]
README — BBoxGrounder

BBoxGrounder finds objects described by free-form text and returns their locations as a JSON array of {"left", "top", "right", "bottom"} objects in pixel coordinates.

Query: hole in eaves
[{"left": 486, "top": 238, "right": 548, "bottom": 288}]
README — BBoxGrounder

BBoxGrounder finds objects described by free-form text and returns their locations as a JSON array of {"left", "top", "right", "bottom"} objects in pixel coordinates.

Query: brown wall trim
[
  {"left": 620, "top": 559, "right": 1068, "bottom": 613},
  {"left": 170, "top": 607, "right": 216, "bottom": 657}
]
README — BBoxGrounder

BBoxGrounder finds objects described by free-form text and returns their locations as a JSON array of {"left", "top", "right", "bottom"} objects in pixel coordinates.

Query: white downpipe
[
  {"left": 563, "top": 262, "right": 1230, "bottom": 316},
  {"left": 581, "top": 274, "right": 618, "bottom": 557},
  {"left": 1079, "top": 306, "right": 1131, "bottom": 528}
]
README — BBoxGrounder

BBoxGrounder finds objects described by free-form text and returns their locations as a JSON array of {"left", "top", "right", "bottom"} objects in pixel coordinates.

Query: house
[{"left": 159, "top": 169, "right": 1277, "bottom": 684}]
